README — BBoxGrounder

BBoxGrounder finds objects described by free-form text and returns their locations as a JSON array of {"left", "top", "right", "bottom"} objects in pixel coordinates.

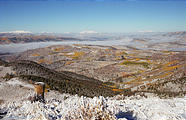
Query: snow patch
[{"left": 6, "top": 78, "right": 34, "bottom": 89}]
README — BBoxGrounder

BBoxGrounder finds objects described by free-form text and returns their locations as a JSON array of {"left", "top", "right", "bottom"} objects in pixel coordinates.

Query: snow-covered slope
[
  {"left": 0, "top": 79, "right": 186, "bottom": 120},
  {"left": 0, "top": 30, "right": 32, "bottom": 34}
]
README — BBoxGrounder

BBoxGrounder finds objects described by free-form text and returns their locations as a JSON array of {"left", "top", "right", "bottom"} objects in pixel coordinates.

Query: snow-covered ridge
[
  {"left": 0, "top": 78, "right": 186, "bottom": 120},
  {"left": 1, "top": 92, "right": 186, "bottom": 120},
  {"left": 0, "top": 30, "right": 32, "bottom": 34}
]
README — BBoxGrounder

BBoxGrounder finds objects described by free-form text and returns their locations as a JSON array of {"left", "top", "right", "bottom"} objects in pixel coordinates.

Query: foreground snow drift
[
  {"left": 1, "top": 94, "right": 186, "bottom": 120},
  {"left": 0, "top": 79, "right": 186, "bottom": 120}
]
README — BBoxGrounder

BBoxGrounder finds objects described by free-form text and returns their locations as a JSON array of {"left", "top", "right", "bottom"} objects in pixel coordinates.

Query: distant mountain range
[
  {"left": 0, "top": 31, "right": 185, "bottom": 51},
  {"left": 0, "top": 32, "right": 116, "bottom": 44},
  {"left": 0, "top": 34, "right": 81, "bottom": 44},
  {"left": 0, "top": 30, "right": 32, "bottom": 34},
  {"left": 163, "top": 31, "right": 186, "bottom": 36}
]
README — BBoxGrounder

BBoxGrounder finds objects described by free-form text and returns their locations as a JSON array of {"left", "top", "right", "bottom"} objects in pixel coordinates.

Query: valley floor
[
  {"left": 0, "top": 78, "right": 186, "bottom": 120},
  {"left": 0, "top": 43, "right": 185, "bottom": 120}
]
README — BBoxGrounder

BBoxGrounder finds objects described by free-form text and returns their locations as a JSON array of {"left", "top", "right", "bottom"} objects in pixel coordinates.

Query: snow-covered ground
[{"left": 0, "top": 79, "right": 186, "bottom": 120}]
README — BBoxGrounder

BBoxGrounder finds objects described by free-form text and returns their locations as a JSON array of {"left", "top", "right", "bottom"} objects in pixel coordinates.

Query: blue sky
[{"left": 0, "top": 0, "right": 186, "bottom": 33}]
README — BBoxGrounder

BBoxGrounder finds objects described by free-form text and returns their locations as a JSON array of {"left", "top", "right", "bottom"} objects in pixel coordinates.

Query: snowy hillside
[{"left": 0, "top": 79, "right": 186, "bottom": 120}]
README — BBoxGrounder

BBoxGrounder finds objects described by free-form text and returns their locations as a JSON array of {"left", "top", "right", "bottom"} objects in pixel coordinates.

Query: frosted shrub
[{"left": 65, "top": 96, "right": 116, "bottom": 120}]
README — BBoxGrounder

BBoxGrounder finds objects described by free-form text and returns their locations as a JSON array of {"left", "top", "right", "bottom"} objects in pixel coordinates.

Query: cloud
[
  {"left": 64, "top": 32, "right": 70, "bottom": 34},
  {"left": 80, "top": 30, "right": 98, "bottom": 34},
  {"left": 0, "top": 30, "right": 32, "bottom": 34},
  {"left": 138, "top": 30, "right": 153, "bottom": 33},
  {"left": 41, "top": 31, "right": 54, "bottom": 34}
]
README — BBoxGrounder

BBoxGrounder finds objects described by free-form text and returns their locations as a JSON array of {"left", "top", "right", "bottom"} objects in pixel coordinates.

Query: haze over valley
[{"left": 0, "top": 31, "right": 186, "bottom": 54}]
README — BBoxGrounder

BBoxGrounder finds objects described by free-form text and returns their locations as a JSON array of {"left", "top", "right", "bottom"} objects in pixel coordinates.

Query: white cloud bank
[
  {"left": 138, "top": 30, "right": 153, "bottom": 33},
  {"left": 0, "top": 30, "right": 32, "bottom": 34},
  {"left": 80, "top": 30, "right": 98, "bottom": 34}
]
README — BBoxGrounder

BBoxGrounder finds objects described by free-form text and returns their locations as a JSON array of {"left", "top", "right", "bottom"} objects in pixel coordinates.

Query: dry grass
[
  {"left": 112, "top": 88, "right": 123, "bottom": 92},
  {"left": 31, "top": 53, "right": 40, "bottom": 57},
  {"left": 119, "top": 60, "right": 149, "bottom": 68},
  {"left": 109, "top": 84, "right": 117, "bottom": 88},
  {"left": 0, "top": 99, "right": 4, "bottom": 104},
  {"left": 163, "top": 65, "right": 180, "bottom": 71},
  {"left": 163, "top": 60, "right": 178, "bottom": 67},
  {"left": 52, "top": 47, "right": 64, "bottom": 52},
  {"left": 37, "top": 59, "right": 45, "bottom": 64},
  {"left": 121, "top": 72, "right": 131, "bottom": 78},
  {"left": 73, "top": 44, "right": 81, "bottom": 46},
  {"left": 71, "top": 51, "right": 85, "bottom": 59},
  {"left": 37, "top": 59, "right": 52, "bottom": 64},
  {"left": 65, "top": 61, "right": 74, "bottom": 65}
]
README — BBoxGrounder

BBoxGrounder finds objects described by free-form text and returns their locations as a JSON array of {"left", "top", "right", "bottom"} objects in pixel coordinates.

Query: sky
[{"left": 0, "top": 0, "right": 186, "bottom": 33}]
